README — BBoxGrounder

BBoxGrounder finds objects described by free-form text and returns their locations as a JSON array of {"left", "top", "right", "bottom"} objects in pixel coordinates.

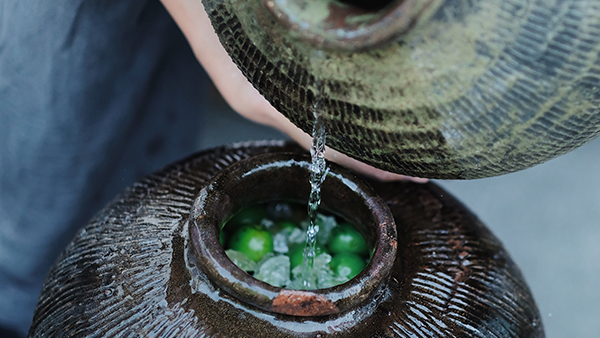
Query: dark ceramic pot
[{"left": 29, "top": 141, "right": 544, "bottom": 337}]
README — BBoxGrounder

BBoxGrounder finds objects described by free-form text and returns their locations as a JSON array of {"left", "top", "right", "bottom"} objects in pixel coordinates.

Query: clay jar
[
  {"left": 190, "top": 152, "right": 396, "bottom": 318},
  {"left": 29, "top": 141, "right": 544, "bottom": 337}
]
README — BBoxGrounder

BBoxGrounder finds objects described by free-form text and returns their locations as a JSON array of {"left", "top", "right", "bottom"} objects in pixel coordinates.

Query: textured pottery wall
[{"left": 29, "top": 142, "right": 542, "bottom": 337}]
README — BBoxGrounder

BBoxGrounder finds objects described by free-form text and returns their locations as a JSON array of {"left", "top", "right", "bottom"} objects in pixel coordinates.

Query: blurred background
[{"left": 198, "top": 87, "right": 600, "bottom": 338}]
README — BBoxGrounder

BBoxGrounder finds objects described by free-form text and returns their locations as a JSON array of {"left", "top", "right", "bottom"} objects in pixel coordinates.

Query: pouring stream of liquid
[{"left": 301, "top": 85, "right": 328, "bottom": 289}]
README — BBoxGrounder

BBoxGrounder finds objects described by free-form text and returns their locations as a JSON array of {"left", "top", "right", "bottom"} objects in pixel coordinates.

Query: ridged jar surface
[
  {"left": 29, "top": 142, "right": 542, "bottom": 337},
  {"left": 202, "top": 0, "right": 600, "bottom": 179}
]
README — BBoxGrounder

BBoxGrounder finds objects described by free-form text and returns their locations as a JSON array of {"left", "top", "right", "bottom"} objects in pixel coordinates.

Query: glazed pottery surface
[
  {"left": 202, "top": 0, "right": 600, "bottom": 179},
  {"left": 28, "top": 141, "right": 543, "bottom": 337}
]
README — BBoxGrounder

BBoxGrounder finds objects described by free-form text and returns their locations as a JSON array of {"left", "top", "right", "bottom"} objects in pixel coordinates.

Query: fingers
[{"left": 267, "top": 112, "right": 427, "bottom": 183}]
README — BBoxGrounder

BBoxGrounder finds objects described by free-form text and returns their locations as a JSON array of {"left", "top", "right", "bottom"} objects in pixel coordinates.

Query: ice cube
[
  {"left": 254, "top": 255, "right": 291, "bottom": 287},
  {"left": 289, "top": 253, "right": 335, "bottom": 290},
  {"left": 260, "top": 218, "right": 275, "bottom": 230},
  {"left": 312, "top": 253, "right": 337, "bottom": 289},
  {"left": 316, "top": 213, "right": 337, "bottom": 244},
  {"left": 288, "top": 228, "right": 306, "bottom": 244},
  {"left": 290, "top": 262, "right": 317, "bottom": 290},
  {"left": 273, "top": 232, "right": 290, "bottom": 254},
  {"left": 225, "top": 250, "right": 258, "bottom": 272}
]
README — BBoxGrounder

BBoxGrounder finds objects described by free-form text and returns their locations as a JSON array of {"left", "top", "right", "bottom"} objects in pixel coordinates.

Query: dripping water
[{"left": 300, "top": 84, "right": 328, "bottom": 289}]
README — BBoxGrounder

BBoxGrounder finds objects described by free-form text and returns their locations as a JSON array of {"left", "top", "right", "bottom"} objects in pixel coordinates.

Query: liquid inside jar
[{"left": 220, "top": 201, "right": 372, "bottom": 290}]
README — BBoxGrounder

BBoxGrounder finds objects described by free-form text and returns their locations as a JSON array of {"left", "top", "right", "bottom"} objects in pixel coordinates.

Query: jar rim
[
  {"left": 262, "top": 0, "right": 436, "bottom": 51},
  {"left": 189, "top": 152, "right": 397, "bottom": 316}
]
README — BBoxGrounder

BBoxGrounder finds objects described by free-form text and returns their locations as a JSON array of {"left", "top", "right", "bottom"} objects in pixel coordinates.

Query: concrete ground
[{"left": 197, "top": 99, "right": 600, "bottom": 338}]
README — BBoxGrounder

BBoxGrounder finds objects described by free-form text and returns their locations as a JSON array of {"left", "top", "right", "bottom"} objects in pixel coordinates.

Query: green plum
[
  {"left": 228, "top": 225, "right": 274, "bottom": 262},
  {"left": 328, "top": 223, "right": 369, "bottom": 256},
  {"left": 330, "top": 253, "right": 366, "bottom": 279}
]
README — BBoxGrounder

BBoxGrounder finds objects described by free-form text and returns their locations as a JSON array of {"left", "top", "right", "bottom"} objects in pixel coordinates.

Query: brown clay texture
[
  {"left": 29, "top": 142, "right": 543, "bottom": 337},
  {"left": 202, "top": 0, "right": 600, "bottom": 179}
]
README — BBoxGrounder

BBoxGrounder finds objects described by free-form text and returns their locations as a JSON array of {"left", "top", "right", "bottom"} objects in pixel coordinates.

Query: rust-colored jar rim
[{"left": 189, "top": 152, "right": 397, "bottom": 316}]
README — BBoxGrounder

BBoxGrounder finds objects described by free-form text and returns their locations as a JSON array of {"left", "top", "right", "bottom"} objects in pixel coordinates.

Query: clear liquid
[
  {"left": 297, "top": 50, "right": 329, "bottom": 289},
  {"left": 298, "top": 84, "right": 329, "bottom": 289}
]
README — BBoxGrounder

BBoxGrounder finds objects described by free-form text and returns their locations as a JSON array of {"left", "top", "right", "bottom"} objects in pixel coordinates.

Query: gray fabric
[{"left": 0, "top": 0, "right": 209, "bottom": 334}]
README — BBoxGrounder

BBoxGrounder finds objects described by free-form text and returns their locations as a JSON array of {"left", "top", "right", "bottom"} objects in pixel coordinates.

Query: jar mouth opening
[
  {"left": 189, "top": 152, "right": 397, "bottom": 316},
  {"left": 263, "top": 0, "right": 436, "bottom": 51}
]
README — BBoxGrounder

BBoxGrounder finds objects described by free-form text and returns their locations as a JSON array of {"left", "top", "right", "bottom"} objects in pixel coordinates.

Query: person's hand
[{"left": 161, "top": 0, "right": 427, "bottom": 183}]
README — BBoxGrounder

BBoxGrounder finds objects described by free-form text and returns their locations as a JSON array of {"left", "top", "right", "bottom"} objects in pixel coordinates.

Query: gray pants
[{"left": 0, "top": 1, "right": 208, "bottom": 334}]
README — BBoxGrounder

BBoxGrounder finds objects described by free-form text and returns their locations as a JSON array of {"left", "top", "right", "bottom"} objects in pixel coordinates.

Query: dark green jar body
[{"left": 29, "top": 141, "right": 543, "bottom": 337}]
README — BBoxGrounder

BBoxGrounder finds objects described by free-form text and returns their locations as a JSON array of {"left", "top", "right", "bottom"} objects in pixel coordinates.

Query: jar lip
[
  {"left": 189, "top": 152, "right": 397, "bottom": 317},
  {"left": 263, "top": 0, "right": 437, "bottom": 51}
]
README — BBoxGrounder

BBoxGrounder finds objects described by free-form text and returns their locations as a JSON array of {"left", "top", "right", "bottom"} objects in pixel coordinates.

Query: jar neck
[
  {"left": 189, "top": 152, "right": 397, "bottom": 316},
  {"left": 262, "top": 0, "right": 441, "bottom": 51}
]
